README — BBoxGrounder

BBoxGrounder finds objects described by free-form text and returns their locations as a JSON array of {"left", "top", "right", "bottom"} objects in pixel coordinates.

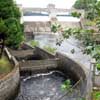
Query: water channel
[
  {"left": 15, "top": 71, "right": 78, "bottom": 100},
  {"left": 34, "top": 34, "right": 92, "bottom": 70},
  {"left": 15, "top": 34, "right": 90, "bottom": 100}
]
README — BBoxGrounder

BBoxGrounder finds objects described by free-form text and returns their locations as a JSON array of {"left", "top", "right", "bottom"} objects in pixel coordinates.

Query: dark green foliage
[
  {"left": 61, "top": 79, "right": 72, "bottom": 91},
  {"left": 85, "top": 2, "right": 99, "bottom": 20},
  {"left": 0, "top": 0, "right": 24, "bottom": 49},
  {"left": 5, "top": 18, "right": 24, "bottom": 49},
  {"left": 0, "top": 19, "right": 8, "bottom": 36},
  {"left": 62, "top": 28, "right": 72, "bottom": 39},
  {"left": 0, "top": 0, "right": 20, "bottom": 20},
  {"left": 71, "top": 12, "right": 81, "bottom": 18},
  {"left": 93, "top": 91, "right": 100, "bottom": 100},
  {"left": 51, "top": 23, "right": 61, "bottom": 33},
  {"left": 96, "top": 62, "right": 100, "bottom": 70},
  {"left": 83, "top": 1, "right": 100, "bottom": 20},
  {"left": 0, "top": 19, "right": 7, "bottom": 58},
  {"left": 74, "top": 0, "right": 97, "bottom": 10}
]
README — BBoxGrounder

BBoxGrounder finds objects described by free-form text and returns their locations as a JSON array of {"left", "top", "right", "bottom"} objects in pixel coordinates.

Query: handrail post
[{"left": 91, "top": 59, "right": 96, "bottom": 87}]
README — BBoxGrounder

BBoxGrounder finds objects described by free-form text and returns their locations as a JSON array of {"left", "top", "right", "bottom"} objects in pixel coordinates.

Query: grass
[
  {"left": 0, "top": 55, "right": 13, "bottom": 75},
  {"left": 29, "top": 40, "right": 39, "bottom": 47},
  {"left": 43, "top": 45, "right": 57, "bottom": 54},
  {"left": 92, "top": 91, "right": 100, "bottom": 100},
  {"left": 85, "top": 20, "right": 96, "bottom": 26}
]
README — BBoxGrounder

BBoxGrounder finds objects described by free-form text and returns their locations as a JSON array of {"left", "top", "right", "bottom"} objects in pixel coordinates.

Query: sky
[{"left": 16, "top": 0, "right": 77, "bottom": 9}]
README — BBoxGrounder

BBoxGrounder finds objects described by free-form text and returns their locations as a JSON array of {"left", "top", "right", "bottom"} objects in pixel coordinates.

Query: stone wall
[{"left": 0, "top": 48, "right": 20, "bottom": 100}]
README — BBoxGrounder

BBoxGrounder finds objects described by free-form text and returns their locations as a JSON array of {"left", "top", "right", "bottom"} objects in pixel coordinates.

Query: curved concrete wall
[
  {"left": 0, "top": 48, "right": 20, "bottom": 100},
  {"left": 56, "top": 52, "right": 92, "bottom": 99},
  {"left": 56, "top": 52, "right": 87, "bottom": 81}
]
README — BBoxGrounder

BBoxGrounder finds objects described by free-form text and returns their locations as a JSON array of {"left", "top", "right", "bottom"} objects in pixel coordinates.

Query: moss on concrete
[{"left": 0, "top": 55, "right": 13, "bottom": 75}]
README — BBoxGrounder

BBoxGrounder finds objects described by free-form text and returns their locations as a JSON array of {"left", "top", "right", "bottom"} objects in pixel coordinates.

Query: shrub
[
  {"left": 71, "top": 12, "right": 81, "bottom": 18},
  {"left": 43, "top": 45, "right": 57, "bottom": 54},
  {"left": 61, "top": 79, "right": 72, "bottom": 91},
  {"left": 93, "top": 91, "right": 100, "bottom": 100},
  {"left": 5, "top": 18, "right": 24, "bottom": 49},
  {"left": 73, "top": 0, "right": 97, "bottom": 10},
  {"left": 30, "top": 40, "right": 39, "bottom": 47},
  {"left": 51, "top": 23, "right": 61, "bottom": 33},
  {"left": 0, "top": 0, "right": 24, "bottom": 49}
]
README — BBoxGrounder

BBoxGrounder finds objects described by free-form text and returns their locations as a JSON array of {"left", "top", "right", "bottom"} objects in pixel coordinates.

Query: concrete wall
[
  {"left": 34, "top": 46, "right": 55, "bottom": 59},
  {"left": 22, "top": 7, "right": 69, "bottom": 14},
  {"left": 56, "top": 52, "right": 87, "bottom": 80},
  {"left": 56, "top": 52, "right": 92, "bottom": 99},
  {"left": 20, "top": 58, "right": 59, "bottom": 72},
  {"left": 0, "top": 48, "right": 20, "bottom": 100},
  {"left": 24, "top": 22, "right": 51, "bottom": 33}
]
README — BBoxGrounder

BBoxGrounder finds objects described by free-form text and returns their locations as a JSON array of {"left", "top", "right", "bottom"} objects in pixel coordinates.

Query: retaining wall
[
  {"left": 0, "top": 48, "right": 20, "bottom": 100},
  {"left": 56, "top": 52, "right": 92, "bottom": 100},
  {"left": 20, "top": 58, "right": 59, "bottom": 72},
  {"left": 56, "top": 52, "right": 87, "bottom": 80},
  {"left": 34, "top": 46, "right": 55, "bottom": 59}
]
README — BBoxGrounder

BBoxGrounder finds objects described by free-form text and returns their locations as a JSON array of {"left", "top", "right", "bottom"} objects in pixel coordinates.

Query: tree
[
  {"left": 74, "top": 0, "right": 97, "bottom": 10},
  {"left": 0, "top": 0, "right": 24, "bottom": 49},
  {"left": 0, "top": 0, "right": 21, "bottom": 20},
  {"left": 5, "top": 18, "right": 24, "bottom": 49},
  {"left": 0, "top": 19, "right": 8, "bottom": 58}
]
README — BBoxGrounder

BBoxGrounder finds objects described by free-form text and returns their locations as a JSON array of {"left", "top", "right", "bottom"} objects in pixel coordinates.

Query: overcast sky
[{"left": 16, "top": 0, "right": 77, "bottom": 9}]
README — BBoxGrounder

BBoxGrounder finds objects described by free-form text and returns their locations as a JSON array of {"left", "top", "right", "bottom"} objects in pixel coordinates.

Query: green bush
[
  {"left": 96, "top": 63, "right": 100, "bottom": 70},
  {"left": 43, "top": 45, "right": 57, "bottom": 54},
  {"left": 93, "top": 91, "right": 100, "bottom": 100},
  {"left": 0, "top": 0, "right": 21, "bottom": 20},
  {"left": 71, "top": 12, "right": 81, "bottom": 18},
  {"left": 0, "top": 0, "right": 24, "bottom": 49},
  {"left": 30, "top": 40, "right": 39, "bottom": 47},
  {"left": 74, "top": 0, "right": 97, "bottom": 10},
  {"left": 61, "top": 79, "right": 72, "bottom": 91},
  {"left": 5, "top": 18, "right": 24, "bottom": 49},
  {"left": 51, "top": 23, "right": 61, "bottom": 33}
]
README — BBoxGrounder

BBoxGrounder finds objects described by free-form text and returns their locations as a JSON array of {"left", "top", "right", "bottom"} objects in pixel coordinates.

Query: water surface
[{"left": 15, "top": 71, "right": 76, "bottom": 100}]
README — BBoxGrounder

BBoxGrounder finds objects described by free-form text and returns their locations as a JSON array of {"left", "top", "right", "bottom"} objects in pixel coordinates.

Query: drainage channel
[{"left": 15, "top": 71, "right": 79, "bottom": 100}]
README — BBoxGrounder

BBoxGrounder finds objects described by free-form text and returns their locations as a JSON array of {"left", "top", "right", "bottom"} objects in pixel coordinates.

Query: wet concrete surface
[
  {"left": 15, "top": 34, "right": 90, "bottom": 100},
  {"left": 15, "top": 71, "right": 78, "bottom": 100},
  {"left": 34, "top": 34, "right": 92, "bottom": 70}
]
